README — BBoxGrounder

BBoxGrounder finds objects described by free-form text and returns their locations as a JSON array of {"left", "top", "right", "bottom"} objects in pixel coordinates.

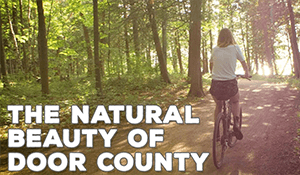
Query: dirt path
[{"left": 1, "top": 79, "right": 300, "bottom": 175}]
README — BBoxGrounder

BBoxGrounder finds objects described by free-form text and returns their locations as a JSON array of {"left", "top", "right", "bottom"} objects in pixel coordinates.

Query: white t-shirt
[{"left": 210, "top": 45, "right": 245, "bottom": 80}]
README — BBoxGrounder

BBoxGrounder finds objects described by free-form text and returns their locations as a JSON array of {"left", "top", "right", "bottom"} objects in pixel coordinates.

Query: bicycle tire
[
  {"left": 228, "top": 107, "right": 242, "bottom": 147},
  {"left": 213, "top": 112, "right": 226, "bottom": 169}
]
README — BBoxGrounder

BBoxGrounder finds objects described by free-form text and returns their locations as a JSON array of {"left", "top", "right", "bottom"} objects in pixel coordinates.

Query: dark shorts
[{"left": 209, "top": 79, "right": 238, "bottom": 100}]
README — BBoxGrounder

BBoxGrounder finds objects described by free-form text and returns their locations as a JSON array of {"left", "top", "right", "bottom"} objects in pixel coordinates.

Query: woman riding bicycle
[{"left": 209, "top": 28, "right": 250, "bottom": 140}]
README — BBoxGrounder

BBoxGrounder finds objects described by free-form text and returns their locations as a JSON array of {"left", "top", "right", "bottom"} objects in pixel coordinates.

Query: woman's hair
[{"left": 217, "top": 28, "right": 236, "bottom": 47}]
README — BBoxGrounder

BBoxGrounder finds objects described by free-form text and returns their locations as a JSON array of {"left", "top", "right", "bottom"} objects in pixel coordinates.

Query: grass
[{"left": 251, "top": 74, "right": 300, "bottom": 88}]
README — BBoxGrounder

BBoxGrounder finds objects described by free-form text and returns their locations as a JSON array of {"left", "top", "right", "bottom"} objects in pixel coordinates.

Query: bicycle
[{"left": 212, "top": 75, "right": 250, "bottom": 169}]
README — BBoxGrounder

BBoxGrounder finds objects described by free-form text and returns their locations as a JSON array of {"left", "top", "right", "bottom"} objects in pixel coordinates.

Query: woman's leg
[
  {"left": 230, "top": 91, "right": 240, "bottom": 118},
  {"left": 212, "top": 96, "right": 222, "bottom": 122},
  {"left": 230, "top": 91, "right": 243, "bottom": 140}
]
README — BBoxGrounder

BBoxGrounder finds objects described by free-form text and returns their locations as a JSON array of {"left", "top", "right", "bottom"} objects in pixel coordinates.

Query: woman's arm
[
  {"left": 210, "top": 62, "right": 213, "bottom": 73},
  {"left": 240, "top": 61, "right": 250, "bottom": 78}
]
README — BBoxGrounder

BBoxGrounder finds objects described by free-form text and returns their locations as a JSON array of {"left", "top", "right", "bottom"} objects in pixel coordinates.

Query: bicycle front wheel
[{"left": 213, "top": 112, "right": 226, "bottom": 169}]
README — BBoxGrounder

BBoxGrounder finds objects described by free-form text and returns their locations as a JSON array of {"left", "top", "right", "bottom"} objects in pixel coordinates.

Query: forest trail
[{"left": 1, "top": 79, "right": 300, "bottom": 175}]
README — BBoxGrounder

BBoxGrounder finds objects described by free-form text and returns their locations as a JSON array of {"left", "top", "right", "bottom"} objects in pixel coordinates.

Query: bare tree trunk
[
  {"left": 245, "top": 17, "right": 251, "bottom": 72},
  {"left": 285, "top": 31, "right": 293, "bottom": 74},
  {"left": 263, "top": 24, "right": 274, "bottom": 76},
  {"left": 19, "top": 0, "right": 28, "bottom": 73},
  {"left": 107, "top": 5, "right": 111, "bottom": 76},
  {"left": 209, "top": 29, "right": 213, "bottom": 73},
  {"left": 202, "top": 38, "right": 208, "bottom": 74},
  {"left": 123, "top": 0, "right": 131, "bottom": 73},
  {"left": 5, "top": 0, "right": 21, "bottom": 67},
  {"left": 27, "top": 0, "right": 34, "bottom": 74},
  {"left": 80, "top": 13, "right": 93, "bottom": 76},
  {"left": 287, "top": 0, "right": 300, "bottom": 78},
  {"left": 147, "top": 42, "right": 151, "bottom": 68},
  {"left": 37, "top": 0, "right": 49, "bottom": 94},
  {"left": 172, "top": 46, "right": 177, "bottom": 73},
  {"left": 46, "top": 0, "right": 54, "bottom": 36},
  {"left": 0, "top": 10, "right": 8, "bottom": 87},
  {"left": 162, "top": 3, "right": 168, "bottom": 67},
  {"left": 12, "top": 0, "right": 18, "bottom": 36},
  {"left": 175, "top": 32, "right": 183, "bottom": 74},
  {"left": 254, "top": 53, "right": 259, "bottom": 74},
  {"left": 147, "top": 0, "right": 171, "bottom": 83},
  {"left": 188, "top": 0, "right": 205, "bottom": 97},
  {"left": 130, "top": 0, "right": 140, "bottom": 71},
  {"left": 271, "top": 40, "right": 278, "bottom": 75},
  {"left": 93, "top": 0, "right": 102, "bottom": 95}
]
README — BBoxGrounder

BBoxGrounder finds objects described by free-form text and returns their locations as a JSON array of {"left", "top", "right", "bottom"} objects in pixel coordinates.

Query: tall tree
[
  {"left": 5, "top": 0, "right": 21, "bottom": 69},
  {"left": 37, "top": 0, "right": 49, "bottom": 94},
  {"left": 19, "top": 0, "right": 28, "bottom": 73},
  {"left": 287, "top": 0, "right": 300, "bottom": 78},
  {"left": 162, "top": 1, "right": 168, "bottom": 66},
  {"left": 129, "top": 0, "right": 140, "bottom": 72},
  {"left": 188, "top": 0, "right": 205, "bottom": 97},
  {"left": 123, "top": 0, "right": 131, "bottom": 73},
  {"left": 147, "top": 0, "right": 171, "bottom": 83},
  {"left": 80, "top": 13, "right": 93, "bottom": 76},
  {"left": 175, "top": 32, "right": 183, "bottom": 74},
  {"left": 93, "top": 0, "right": 103, "bottom": 94},
  {"left": 0, "top": 8, "right": 8, "bottom": 87}
]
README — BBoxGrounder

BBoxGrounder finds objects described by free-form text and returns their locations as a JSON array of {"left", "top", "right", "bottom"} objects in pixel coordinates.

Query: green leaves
[
  {"left": 59, "top": 48, "right": 78, "bottom": 56},
  {"left": 15, "top": 34, "right": 28, "bottom": 43}
]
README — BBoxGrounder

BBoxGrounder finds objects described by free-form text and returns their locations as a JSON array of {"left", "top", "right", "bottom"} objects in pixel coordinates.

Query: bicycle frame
[
  {"left": 213, "top": 75, "right": 249, "bottom": 168},
  {"left": 220, "top": 100, "right": 232, "bottom": 147},
  {"left": 213, "top": 99, "right": 237, "bottom": 168}
]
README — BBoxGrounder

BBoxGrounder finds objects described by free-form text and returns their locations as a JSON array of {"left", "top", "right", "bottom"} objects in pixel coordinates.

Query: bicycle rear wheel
[
  {"left": 228, "top": 107, "right": 242, "bottom": 147},
  {"left": 213, "top": 112, "right": 226, "bottom": 169}
]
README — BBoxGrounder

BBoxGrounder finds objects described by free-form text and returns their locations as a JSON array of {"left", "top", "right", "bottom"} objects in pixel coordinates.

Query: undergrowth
[
  {"left": 252, "top": 74, "right": 300, "bottom": 89},
  {"left": 0, "top": 73, "right": 210, "bottom": 140},
  {"left": 2, "top": 73, "right": 300, "bottom": 141}
]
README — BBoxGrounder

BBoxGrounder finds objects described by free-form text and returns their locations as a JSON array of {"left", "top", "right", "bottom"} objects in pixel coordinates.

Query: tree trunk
[
  {"left": 263, "top": 24, "right": 274, "bottom": 76},
  {"left": 175, "top": 32, "right": 183, "bottom": 74},
  {"left": 147, "top": 0, "right": 171, "bottom": 83},
  {"left": 123, "top": 0, "right": 131, "bottom": 73},
  {"left": 93, "top": 0, "right": 102, "bottom": 94},
  {"left": 254, "top": 53, "right": 259, "bottom": 74},
  {"left": 147, "top": 42, "right": 152, "bottom": 68},
  {"left": 80, "top": 13, "right": 93, "bottom": 76},
  {"left": 12, "top": 0, "right": 18, "bottom": 36},
  {"left": 162, "top": 4, "right": 168, "bottom": 68},
  {"left": 245, "top": 17, "right": 251, "bottom": 72},
  {"left": 202, "top": 38, "right": 208, "bottom": 74},
  {"left": 27, "top": 0, "right": 34, "bottom": 74},
  {"left": 37, "top": 0, "right": 49, "bottom": 94},
  {"left": 0, "top": 10, "right": 8, "bottom": 87},
  {"left": 107, "top": 5, "right": 111, "bottom": 76},
  {"left": 5, "top": 0, "right": 21, "bottom": 67},
  {"left": 209, "top": 29, "right": 213, "bottom": 74},
  {"left": 19, "top": 0, "right": 28, "bottom": 73},
  {"left": 46, "top": 0, "right": 54, "bottom": 36},
  {"left": 171, "top": 40, "right": 177, "bottom": 73},
  {"left": 100, "top": 11, "right": 105, "bottom": 76},
  {"left": 285, "top": 31, "right": 293, "bottom": 75},
  {"left": 130, "top": 0, "right": 140, "bottom": 72},
  {"left": 287, "top": 0, "right": 300, "bottom": 78},
  {"left": 188, "top": 0, "right": 205, "bottom": 97}
]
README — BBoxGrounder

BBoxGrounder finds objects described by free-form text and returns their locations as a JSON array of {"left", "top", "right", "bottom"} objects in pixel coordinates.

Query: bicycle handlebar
[{"left": 236, "top": 74, "right": 252, "bottom": 81}]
